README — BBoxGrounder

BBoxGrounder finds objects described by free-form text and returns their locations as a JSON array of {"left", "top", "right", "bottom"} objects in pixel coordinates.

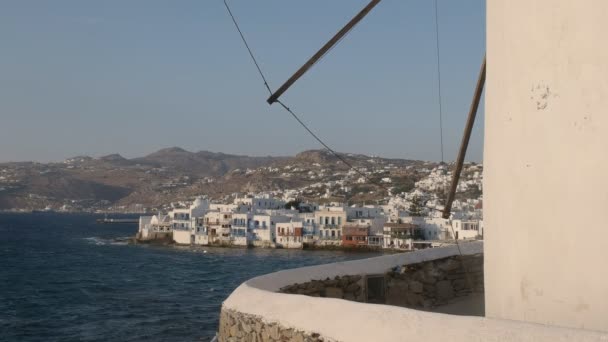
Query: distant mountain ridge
[
  {"left": 130, "top": 147, "right": 288, "bottom": 177},
  {"left": 0, "top": 147, "right": 427, "bottom": 211}
]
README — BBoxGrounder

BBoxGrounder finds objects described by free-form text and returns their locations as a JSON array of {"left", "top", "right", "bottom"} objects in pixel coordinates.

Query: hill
[
  {"left": 0, "top": 148, "right": 433, "bottom": 212},
  {"left": 132, "top": 147, "right": 287, "bottom": 177}
]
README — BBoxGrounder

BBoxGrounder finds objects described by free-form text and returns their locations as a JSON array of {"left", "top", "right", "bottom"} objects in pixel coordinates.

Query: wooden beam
[
  {"left": 442, "top": 55, "right": 486, "bottom": 219},
  {"left": 267, "top": 0, "right": 382, "bottom": 104}
]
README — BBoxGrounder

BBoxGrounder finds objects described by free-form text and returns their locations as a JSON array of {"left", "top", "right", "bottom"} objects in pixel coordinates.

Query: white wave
[
  {"left": 109, "top": 241, "right": 128, "bottom": 246},
  {"left": 109, "top": 237, "right": 131, "bottom": 245},
  {"left": 83, "top": 237, "right": 107, "bottom": 245}
]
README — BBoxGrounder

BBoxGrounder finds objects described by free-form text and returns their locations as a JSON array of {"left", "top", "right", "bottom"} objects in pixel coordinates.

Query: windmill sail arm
[{"left": 266, "top": 0, "right": 382, "bottom": 105}]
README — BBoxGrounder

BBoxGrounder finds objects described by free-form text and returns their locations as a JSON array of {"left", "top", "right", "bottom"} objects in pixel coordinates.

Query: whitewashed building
[
  {"left": 275, "top": 221, "right": 304, "bottom": 249},
  {"left": 314, "top": 207, "right": 347, "bottom": 245},
  {"left": 204, "top": 210, "right": 233, "bottom": 245},
  {"left": 451, "top": 219, "right": 482, "bottom": 240},
  {"left": 138, "top": 214, "right": 172, "bottom": 240},
  {"left": 382, "top": 222, "right": 420, "bottom": 250},
  {"left": 230, "top": 212, "right": 252, "bottom": 246},
  {"left": 234, "top": 195, "right": 285, "bottom": 211},
  {"left": 170, "top": 197, "right": 210, "bottom": 245}
]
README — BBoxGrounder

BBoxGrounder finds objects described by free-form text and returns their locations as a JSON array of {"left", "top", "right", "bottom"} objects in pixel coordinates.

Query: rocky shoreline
[{"left": 132, "top": 234, "right": 396, "bottom": 253}]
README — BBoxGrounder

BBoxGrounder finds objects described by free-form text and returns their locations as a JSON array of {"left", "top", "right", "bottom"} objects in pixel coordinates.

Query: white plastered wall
[{"left": 485, "top": 0, "right": 608, "bottom": 332}]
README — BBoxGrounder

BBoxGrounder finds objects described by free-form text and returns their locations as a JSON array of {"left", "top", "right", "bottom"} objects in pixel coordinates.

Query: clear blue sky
[{"left": 0, "top": 0, "right": 485, "bottom": 163}]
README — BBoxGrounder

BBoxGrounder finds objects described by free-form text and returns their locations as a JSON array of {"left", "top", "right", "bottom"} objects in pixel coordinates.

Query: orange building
[{"left": 342, "top": 225, "right": 369, "bottom": 247}]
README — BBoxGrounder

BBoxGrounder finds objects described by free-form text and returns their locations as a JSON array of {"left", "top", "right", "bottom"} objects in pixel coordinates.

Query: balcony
[
  {"left": 278, "top": 230, "right": 303, "bottom": 237},
  {"left": 205, "top": 219, "right": 231, "bottom": 226},
  {"left": 343, "top": 236, "right": 367, "bottom": 244},
  {"left": 217, "top": 241, "right": 604, "bottom": 341},
  {"left": 389, "top": 233, "right": 414, "bottom": 239}
]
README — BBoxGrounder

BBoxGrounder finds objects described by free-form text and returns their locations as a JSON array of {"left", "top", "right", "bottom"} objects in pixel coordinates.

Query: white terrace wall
[
  {"left": 485, "top": 0, "right": 608, "bottom": 332},
  {"left": 220, "top": 242, "right": 607, "bottom": 342}
]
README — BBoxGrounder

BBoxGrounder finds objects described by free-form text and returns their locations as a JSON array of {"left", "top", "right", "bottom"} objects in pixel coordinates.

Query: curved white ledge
[{"left": 222, "top": 241, "right": 606, "bottom": 341}]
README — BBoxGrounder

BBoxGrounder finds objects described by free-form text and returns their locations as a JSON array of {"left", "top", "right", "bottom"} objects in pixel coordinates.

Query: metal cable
[
  {"left": 434, "top": 0, "right": 477, "bottom": 291},
  {"left": 223, "top": 0, "right": 391, "bottom": 195},
  {"left": 223, "top": 0, "right": 272, "bottom": 94},
  {"left": 222, "top": 0, "right": 464, "bottom": 225},
  {"left": 448, "top": 221, "right": 477, "bottom": 292},
  {"left": 275, "top": 99, "right": 390, "bottom": 191},
  {"left": 434, "top": 0, "right": 445, "bottom": 163}
]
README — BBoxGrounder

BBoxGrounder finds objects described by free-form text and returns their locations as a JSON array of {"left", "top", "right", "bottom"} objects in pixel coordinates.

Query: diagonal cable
[
  {"left": 223, "top": 0, "right": 391, "bottom": 194},
  {"left": 222, "top": 0, "right": 456, "bottom": 220},
  {"left": 223, "top": 0, "right": 272, "bottom": 94},
  {"left": 434, "top": 0, "right": 445, "bottom": 163}
]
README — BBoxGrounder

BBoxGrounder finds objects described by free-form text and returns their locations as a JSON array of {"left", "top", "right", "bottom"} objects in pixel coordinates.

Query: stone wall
[
  {"left": 219, "top": 308, "right": 330, "bottom": 342},
  {"left": 279, "top": 275, "right": 366, "bottom": 302},
  {"left": 385, "top": 254, "right": 483, "bottom": 309},
  {"left": 278, "top": 254, "right": 484, "bottom": 310}
]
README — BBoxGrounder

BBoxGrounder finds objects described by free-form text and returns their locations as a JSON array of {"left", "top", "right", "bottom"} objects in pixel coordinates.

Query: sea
[{"left": 0, "top": 213, "right": 379, "bottom": 341}]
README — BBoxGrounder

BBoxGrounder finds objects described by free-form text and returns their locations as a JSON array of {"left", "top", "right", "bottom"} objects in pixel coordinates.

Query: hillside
[
  {"left": 131, "top": 147, "right": 287, "bottom": 177},
  {"left": 0, "top": 147, "right": 437, "bottom": 212}
]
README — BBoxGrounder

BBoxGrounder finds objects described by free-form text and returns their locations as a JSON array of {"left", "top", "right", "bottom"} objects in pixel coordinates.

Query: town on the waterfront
[{"left": 137, "top": 163, "right": 483, "bottom": 251}]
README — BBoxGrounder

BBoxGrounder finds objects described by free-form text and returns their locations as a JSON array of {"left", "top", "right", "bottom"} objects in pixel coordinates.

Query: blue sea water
[{"left": 0, "top": 213, "right": 379, "bottom": 341}]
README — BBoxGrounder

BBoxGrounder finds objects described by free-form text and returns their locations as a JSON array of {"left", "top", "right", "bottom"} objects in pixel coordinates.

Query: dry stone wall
[
  {"left": 279, "top": 275, "right": 365, "bottom": 302},
  {"left": 385, "top": 254, "right": 484, "bottom": 309},
  {"left": 278, "top": 254, "right": 484, "bottom": 309},
  {"left": 219, "top": 309, "right": 331, "bottom": 342}
]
